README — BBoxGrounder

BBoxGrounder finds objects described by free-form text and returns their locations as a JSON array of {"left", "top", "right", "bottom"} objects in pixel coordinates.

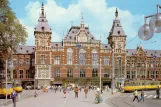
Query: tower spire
[
  {"left": 41, "top": 2, "right": 44, "bottom": 17},
  {"left": 115, "top": 8, "right": 118, "bottom": 19},
  {"left": 80, "top": 12, "right": 85, "bottom": 30}
]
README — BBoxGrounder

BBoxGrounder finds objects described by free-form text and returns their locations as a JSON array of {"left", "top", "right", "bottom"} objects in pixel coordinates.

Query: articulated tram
[
  {"left": 0, "top": 81, "right": 23, "bottom": 98},
  {"left": 124, "top": 80, "right": 161, "bottom": 92}
]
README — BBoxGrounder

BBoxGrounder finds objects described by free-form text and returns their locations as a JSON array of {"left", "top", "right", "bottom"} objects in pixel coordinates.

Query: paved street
[
  {"left": 106, "top": 90, "right": 161, "bottom": 107},
  {"left": 0, "top": 90, "right": 44, "bottom": 106},
  {"left": 0, "top": 89, "right": 120, "bottom": 107}
]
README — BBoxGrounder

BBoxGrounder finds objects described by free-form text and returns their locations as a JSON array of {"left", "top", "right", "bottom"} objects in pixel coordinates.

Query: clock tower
[
  {"left": 34, "top": 3, "right": 52, "bottom": 87},
  {"left": 108, "top": 8, "right": 127, "bottom": 88}
]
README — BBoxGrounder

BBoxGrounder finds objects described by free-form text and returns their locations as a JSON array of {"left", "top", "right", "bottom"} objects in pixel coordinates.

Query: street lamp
[
  {"left": 111, "top": 48, "right": 115, "bottom": 94},
  {"left": 76, "top": 44, "right": 81, "bottom": 87},
  {"left": 99, "top": 58, "right": 102, "bottom": 91},
  {"left": 138, "top": 4, "right": 161, "bottom": 41},
  {"left": 5, "top": 47, "right": 11, "bottom": 105}
]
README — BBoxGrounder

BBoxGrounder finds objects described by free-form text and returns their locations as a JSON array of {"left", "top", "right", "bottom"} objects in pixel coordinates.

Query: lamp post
[
  {"left": 76, "top": 44, "right": 81, "bottom": 87},
  {"left": 99, "top": 58, "right": 102, "bottom": 91},
  {"left": 138, "top": 4, "right": 161, "bottom": 41},
  {"left": 111, "top": 48, "right": 115, "bottom": 94},
  {"left": 5, "top": 48, "right": 11, "bottom": 105},
  {"left": 153, "top": 55, "right": 157, "bottom": 81}
]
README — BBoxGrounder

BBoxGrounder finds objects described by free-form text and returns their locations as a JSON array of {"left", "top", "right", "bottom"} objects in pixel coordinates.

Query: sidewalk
[
  {"left": 0, "top": 90, "right": 44, "bottom": 106},
  {"left": 1, "top": 89, "right": 121, "bottom": 107}
]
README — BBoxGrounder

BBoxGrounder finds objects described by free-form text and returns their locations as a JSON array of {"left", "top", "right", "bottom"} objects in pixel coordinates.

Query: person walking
[
  {"left": 10, "top": 89, "right": 17, "bottom": 107},
  {"left": 63, "top": 87, "right": 67, "bottom": 98},
  {"left": 133, "top": 90, "right": 139, "bottom": 102},
  {"left": 156, "top": 86, "right": 160, "bottom": 99},
  {"left": 84, "top": 86, "right": 88, "bottom": 98},
  {"left": 139, "top": 90, "right": 144, "bottom": 102},
  {"left": 74, "top": 87, "right": 78, "bottom": 98}
]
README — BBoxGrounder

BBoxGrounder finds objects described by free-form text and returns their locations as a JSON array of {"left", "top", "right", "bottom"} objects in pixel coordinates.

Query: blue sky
[{"left": 9, "top": 0, "right": 161, "bottom": 50}]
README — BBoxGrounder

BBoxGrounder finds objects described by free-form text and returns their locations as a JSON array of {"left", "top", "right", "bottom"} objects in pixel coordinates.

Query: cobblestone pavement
[{"left": 0, "top": 89, "right": 121, "bottom": 107}]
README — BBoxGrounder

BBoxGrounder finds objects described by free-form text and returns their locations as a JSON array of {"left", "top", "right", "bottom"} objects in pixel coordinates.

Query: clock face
[{"left": 78, "top": 34, "right": 87, "bottom": 42}]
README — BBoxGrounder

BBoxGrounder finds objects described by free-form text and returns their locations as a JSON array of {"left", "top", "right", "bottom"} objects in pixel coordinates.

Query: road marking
[
  {"left": 147, "top": 95, "right": 153, "bottom": 98},
  {"left": 153, "top": 95, "right": 157, "bottom": 98}
]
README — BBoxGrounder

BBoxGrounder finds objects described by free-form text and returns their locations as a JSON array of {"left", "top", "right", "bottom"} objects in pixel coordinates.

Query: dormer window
[
  {"left": 72, "top": 31, "right": 74, "bottom": 33},
  {"left": 117, "top": 24, "right": 119, "bottom": 26},
  {"left": 41, "top": 27, "right": 45, "bottom": 31},
  {"left": 20, "top": 47, "right": 23, "bottom": 50},
  {"left": 151, "top": 54, "right": 153, "bottom": 56},
  {"left": 69, "top": 36, "right": 72, "bottom": 39},
  {"left": 117, "top": 30, "right": 120, "bottom": 34},
  {"left": 56, "top": 44, "right": 58, "bottom": 46},
  {"left": 26, "top": 50, "right": 29, "bottom": 53},
  {"left": 74, "top": 37, "right": 76, "bottom": 40},
  {"left": 32, "top": 48, "right": 34, "bottom": 50},
  {"left": 91, "top": 37, "right": 93, "bottom": 40},
  {"left": 105, "top": 46, "right": 107, "bottom": 48}
]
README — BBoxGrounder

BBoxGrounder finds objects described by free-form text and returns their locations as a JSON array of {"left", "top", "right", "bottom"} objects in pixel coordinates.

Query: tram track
[{"left": 105, "top": 94, "right": 136, "bottom": 107}]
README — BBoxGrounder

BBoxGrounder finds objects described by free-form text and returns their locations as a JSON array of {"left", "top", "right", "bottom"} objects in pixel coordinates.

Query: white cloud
[{"left": 20, "top": 0, "right": 144, "bottom": 47}]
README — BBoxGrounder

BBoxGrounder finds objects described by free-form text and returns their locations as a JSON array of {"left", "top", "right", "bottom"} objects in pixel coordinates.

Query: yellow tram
[
  {"left": 13, "top": 83, "right": 23, "bottom": 93},
  {"left": 124, "top": 80, "right": 161, "bottom": 92},
  {"left": 0, "top": 82, "right": 13, "bottom": 98}
]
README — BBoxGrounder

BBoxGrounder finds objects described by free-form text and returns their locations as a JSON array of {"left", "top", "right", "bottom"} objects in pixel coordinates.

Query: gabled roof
[
  {"left": 101, "top": 44, "right": 111, "bottom": 49},
  {"left": 109, "top": 8, "right": 126, "bottom": 37},
  {"left": 34, "top": 3, "right": 52, "bottom": 33},
  {"left": 15, "top": 46, "right": 35, "bottom": 54},
  {"left": 64, "top": 26, "right": 96, "bottom": 42}
]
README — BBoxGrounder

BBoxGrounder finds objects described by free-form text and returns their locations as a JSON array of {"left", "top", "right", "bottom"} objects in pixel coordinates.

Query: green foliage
[{"left": 0, "top": 0, "right": 28, "bottom": 53}]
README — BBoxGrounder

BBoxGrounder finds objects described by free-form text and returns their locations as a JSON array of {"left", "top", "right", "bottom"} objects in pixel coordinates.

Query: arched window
[
  {"left": 80, "top": 68, "right": 85, "bottom": 78},
  {"left": 92, "top": 49, "right": 98, "bottom": 68},
  {"left": 104, "top": 56, "right": 109, "bottom": 65},
  {"left": 67, "top": 48, "right": 73, "bottom": 65},
  {"left": 92, "top": 69, "right": 98, "bottom": 77},
  {"left": 79, "top": 49, "right": 86, "bottom": 65},
  {"left": 67, "top": 68, "right": 73, "bottom": 77},
  {"left": 55, "top": 68, "right": 60, "bottom": 77}
]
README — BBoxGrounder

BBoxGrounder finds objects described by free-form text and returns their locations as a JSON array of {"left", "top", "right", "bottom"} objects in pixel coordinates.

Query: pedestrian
[
  {"left": 63, "top": 87, "right": 67, "bottom": 98},
  {"left": 74, "top": 87, "right": 78, "bottom": 98},
  {"left": 139, "top": 90, "right": 144, "bottom": 102},
  {"left": 10, "top": 89, "right": 17, "bottom": 107},
  {"left": 84, "top": 86, "right": 88, "bottom": 98},
  {"left": 156, "top": 86, "right": 160, "bottom": 99},
  {"left": 34, "top": 91, "right": 38, "bottom": 98},
  {"left": 133, "top": 90, "right": 139, "bottom": 102}
]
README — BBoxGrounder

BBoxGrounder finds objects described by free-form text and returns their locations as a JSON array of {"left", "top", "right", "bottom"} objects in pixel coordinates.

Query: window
[
  {"left": 67, "top": 48, "right": 73, "bottom": 65},
  {"left": 32, "top": 59, "right": 35, "bottom": 66},
  {"left": 13, "top": 59, "right": 17, "bottom": 66},
  {"left": 20, "top": 70, "right": 23, "bottom": 78},
  {"left": 41, "top": 55, "right": 45, "bottom": 64},
  {"left": 19, "top": 59, "right": 24, "bottom": 66},
  {"left": 92, "top": 49, "right": 98, "bottom": 68},
  {"left": 55, "top": 68, "right": 60, "bottom": 77},
  {"left": 26, "top": 70, "right": 30, "bottom": 78},
  {"left": 127, "top": 71, "right": 130, "bottom": 79},
  {"left": 132, "top": 71, "right": 135, "bottom": 78},
  {"left": 67, "top": 68, "right": 73, "bottom": 77},
  {"left": 80, "top": 68, "right": 85, "bottom": 78},
  {"left": 79, "top": 49, "right": 86, "bottom": 65},
  {"left": 104, "top": 56, "right": 109, "bottom": 65},
  {"left": 7, "top": 70, "right": 10, "bottom": 79},
  {"left": 26, "top": 58, "right": 30, "bottom": 65},
  {"left": 104, "top": 69, "right": 109, "bottom": 77},
  {"left": 13, "top": 70, "right": 17, "bottom": 78},
  {"left": 92, "top": 69, "right": 98, "bottom": 77},
  {"left": 54, "top": 56, "right": 60, "bottom": 65}
]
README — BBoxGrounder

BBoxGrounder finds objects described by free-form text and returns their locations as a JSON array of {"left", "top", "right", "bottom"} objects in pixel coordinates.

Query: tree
[{"left": 0, "top": 0, "right": 28, "bottom": 53}]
